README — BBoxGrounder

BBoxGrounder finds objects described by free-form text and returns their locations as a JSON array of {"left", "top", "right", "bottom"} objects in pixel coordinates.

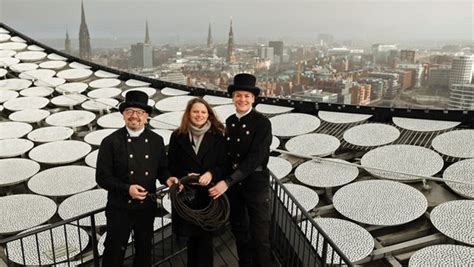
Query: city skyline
[{"left": 1, "top": 0, "right": 472, "bottom": 46}]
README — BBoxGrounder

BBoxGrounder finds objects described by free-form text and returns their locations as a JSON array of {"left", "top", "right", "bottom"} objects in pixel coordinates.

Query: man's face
[
  {"left": 123, "top": 107, "right": 149, "bottom": 131},
  {"left": 232, "top": 90, "right": 255, "bottom": 114}
]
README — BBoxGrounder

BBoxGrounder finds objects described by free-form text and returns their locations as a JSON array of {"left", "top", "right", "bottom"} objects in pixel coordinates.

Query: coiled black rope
[{"left": 169, "top": 175, "right": 230, "bottom": 231}]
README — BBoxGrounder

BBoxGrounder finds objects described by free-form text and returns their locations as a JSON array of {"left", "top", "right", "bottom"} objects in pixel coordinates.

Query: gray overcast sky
[{"left": 0, "top": 0, "right": 472, "bottom": 44}]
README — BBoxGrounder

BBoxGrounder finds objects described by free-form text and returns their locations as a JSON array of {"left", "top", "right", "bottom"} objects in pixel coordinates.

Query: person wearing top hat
[
  {"left": 209, "top": 73, "right": 273, "bottom": 266},
  {"left": 96, "top": 90, "right": 174, "bottom": 267}
]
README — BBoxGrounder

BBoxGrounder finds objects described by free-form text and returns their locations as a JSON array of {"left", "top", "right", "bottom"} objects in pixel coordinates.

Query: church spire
[
  {"left": 79, "top": 0, "right": 91, "bottom": 60},
  {"left": 226, "top": 17, "right": 236, "bottom": 63},
  {"left": 65, "top": 29, "right": 71, "bottom": 54},
  {"left": 144, "top": 20, "right": 151, "bottom": 44},
  {"left": 207, "top": 23, "right": 213, "bottom": 49}
]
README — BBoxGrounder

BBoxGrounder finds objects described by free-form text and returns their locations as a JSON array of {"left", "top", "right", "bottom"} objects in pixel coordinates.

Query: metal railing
[
  {"left": 270, "top": 174, "right": 353, "bottom": 267},
  {"left": 1, "top": 181, "right": 353, "bottom": 267}
]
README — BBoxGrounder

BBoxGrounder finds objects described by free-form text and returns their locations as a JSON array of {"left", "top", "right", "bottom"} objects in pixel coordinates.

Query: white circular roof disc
[
  {"left": 19, "top": 86, "right": 54, "bottom": 97},
  {"left": 28, "top": 165, "right": 97, "bottom": 197},
  {"left": 3, "top": 96, "right": 49, "bottom": 111},
  {"left": 408, "top": 244, "right": 474, "bottom": 267},
  {"left": 213, "top": 104, "right": 235, "bottom": 122},
  {"left": 203, "top": 95, "right": 233, "bottom": 105},
  {"left": 161, "top": 87, "right": 190, "bottom": 96},
  {"left": 155, "top": 95, "right": 195, "bottom": 112},
  {"left": 0, "top": 57, "right": 20, "bottom": 67},
  {"left": 255, "top": 103, "right": 294, "bottom": 115},
  {"left": 51, "top": 94, "right": 88, "bottom": 107},
  {"left": 89, "top": 78, "right": 121, "bottom": 89},
  {"left": 432, "top": 130, "right": 474, "bottom": 158},
  {"left": 55, "top": 82, "right": 88, "bottom": 94},
  {"left": 333, "top": 180, "right": 428, "bottom": 226},
  {"left": 430, "top": 200, "right": 473, "bottom": 245},
  {"left": 318, "top": 111, "right": 372, "bottom": 124},
  {"left": 125, "top": 79, "right": 150, "bottom": 87},
  {"left": 285, "top": 133, "right": 340, "bottom": 157},
  {"left": 9, "top": 109, "right": 50, "bottom": 123},
  {"left": 0, "top": 139, "right": 34, "bottom": 158},
  {"left": 68, "top": 62, "right": 91, "bottom": 69},
  {"left": 34, "top": 77, "right": 66, "bottom": 87},
  {"left": 0, "top": 158, "right": 40, "bottom": 186},
  {"left": 0, "top": 194, "right": 56, "bottom": 235},
  {"left": 0, "top": 68, "right": 7, "bottom": 77},
  {"left": 47, "top": 53, "right": 67, "bottom": 61},
  {"left": 10, "top": 36, "right": 26, "bottom": 43},
  {"left": 97, "top": 112, "right": 125, "bottom": 128},
  {"left": 0, "top": 42, "right": 27, "bottom": 51},
  {"left": 9, "top": 62, "right": 38, "bottom": 72},
  {"left": 45, "top": 110, "right": 96, "bottom": 128},
  {"left": 0, "top": 90, "right": 18, "bottom": 103},
  {"left": 393, "top": 117, "right": 460, "bottom": 132},
  {"left": 0, "top": 50, "right": 16, "bottom": 57},
  {"left": 29, "top": 140, "right": 92, "bottom": 165},
  {"left": 268, "top": 156, "right": 292, "bottom": 179},
  {"left": 281, "top": 183, "right": 319, "bottom": 214},
  {"left": 87, "top": 87, "right": 122, "bottom": 99},
  {"left": 14, "top": 51, "right": 47, "bottom": 62},
  {"left": 19, "top": 69, "right": 56, "bottom": 80},
  {"left": 57, "top": 68, "right": 93, "bottom": 81},
  {"left": 94, "top": 70, "right": 119, "bottom": 78},
  {"left": 85, "top": 149, "right": 99, "bottom": 168},
  {"left": 84, "top": 129, "right": 117, "bottom": 146},
  {"left": 27, "top": 126, "right": 74, "bottom": 143},
  {"left": 81, "top": 98, "right": 119, "bottom": 111},
  {"left": 0, "top": 33, "right": 10, "bottom": 42},
  {"left": 150, "top": 111, "right": 184, "bottom": 130},
  {"left": 295, "top": 159, "right": 359, "bottom": 188},
  {"left": 443, "top": 159, "right": 474, "bottom": 198},
  {"left": 58, "top": 189, "right": 107, "bottom": 226},
  {"left": 27, "top": 44, "right": 45, "bottom": 51},
  {"left": 343, "top": 123, "right": 400, "bottom": 147},
  {"left": 361, "top": 145, "right": 444, "bottom": 182},
  {"left": 0, "top": 78, "right": 32, "bottom": 91},
  {"left": 38, "top": 60, "right": 68, "bottom": 70},
  {"left": 302, "top": 218, "right": 374, "bottom": 264},
  {"left": 270, "top": 136, "right": 280, "bottom": 151},
  {"left": 270, "top": 113, "right": 321, "bottom": 138},
  {"left": 152, "top": 129, "right": 173, "bottom": 146}
]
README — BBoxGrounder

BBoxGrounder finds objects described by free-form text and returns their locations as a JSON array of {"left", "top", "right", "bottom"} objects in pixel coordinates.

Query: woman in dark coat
[{"left": 165, "top": 98, "right": 226, "bottom": 267}]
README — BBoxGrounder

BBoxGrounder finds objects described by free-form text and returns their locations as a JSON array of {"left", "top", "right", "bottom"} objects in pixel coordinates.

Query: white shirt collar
[
  {"left": 126, "top": 126, "right": 145, "bottom": 137},
  {"left": 236, "top": 106, "right": 252, "bottom": 119}
]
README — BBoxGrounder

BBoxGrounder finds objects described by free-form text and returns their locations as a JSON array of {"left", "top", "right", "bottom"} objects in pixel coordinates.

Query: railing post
[
  {"left": 90, "top": 215, "right": 100, "bottom": 267},
  {"left": 321, "top": 240, "right": 328, "bottom": 267}
]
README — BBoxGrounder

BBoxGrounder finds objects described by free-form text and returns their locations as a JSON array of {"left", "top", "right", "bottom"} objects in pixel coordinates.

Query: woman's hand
[{"left": 199, "top": 171, "right": 213, "bottom": 186}]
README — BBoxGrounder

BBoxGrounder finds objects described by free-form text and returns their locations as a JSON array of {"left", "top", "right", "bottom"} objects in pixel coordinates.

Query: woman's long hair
[{"left": 176, "top": 98, "right": 225, "bottom": 135}]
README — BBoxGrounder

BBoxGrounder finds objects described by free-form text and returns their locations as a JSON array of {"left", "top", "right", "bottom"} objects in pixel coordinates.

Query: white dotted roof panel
[
  {"left": 343, "top": 123, "right": 400, "bottom": 147},
  {"left": 8, "top": 109, "right": 50, "bottom": 123},
  {"left": 285, "top": 133, "right": 340, "bottom": 157},
  {"left": 27, "top": 126, "right": 74, "bottom": 143},
  {"left": 45, "top": 110, "right": 96, "bottom": 128},
  {"left": 155, "top": 95, "right": 195, "bottom": 112},
  {"left": 255, "top": 103, "right": 294, "bottom": 115},
  {"left": 0, "top": 139, "right": 34, "bottom": 158},
  {"left": 0, "top": 158, "right": 40, "bottom": 187},
  {"left": 58, "top": 189, "right": 107, "bottom": 226},
  {"left": 318, "top": 111, "right": 372, "bottom": 124},
  {"left": 3, "top": 96, "right": 49, "bottom": 111},
  {"left": 161, "top": 87, "right": 190, "bottom": 96},
  {"left": 29, "top": 140, "right": 92, "bottom": 165},
  {"left": 408, "top": 245, "right": 474, "bottom": 267},
  {"left": 393, "top": 117, "right": 461, "bottom": 132},
  {"left": 333, "top": 180, "right": 427, "bottom": 226},
  {"left": 443, "top": 159, "right": 474, "bottom": 199},
  {"left": 295, "top": 159, "right": 358, "bottom": 188},
  {"left": 431, "top": 130, "right": 474, "bottom": 158},
  {"left": 430, "top": 200, "right": 473, "bottom": 245},
  {"left": 270, "top": 113, "right": 321, "bottom": 138}
]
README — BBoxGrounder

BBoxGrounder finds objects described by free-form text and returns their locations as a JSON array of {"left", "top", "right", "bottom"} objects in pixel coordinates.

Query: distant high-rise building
[
  {"left": 207, "top": 23, "right": 213, "bottom": 49},
  {"left": 64, "top": 30, "right": 71, "bottom": 54},
  {"left": 226, "top": 18, "right": 236, "bottom": 63},
  {"left": 428, "top": 67, "right": 450, "bottom": 90},
  {"left": 449, "top": 56, "right": 473, "bottom": 86},
  {"left": 78, "top": 0, "right": 91, "bottom": 60},
  {"left": 449, "top": 84, "right": 474, "bottom": 110},
  {"left": 400, "top": 50, "right": 416, "bottom": 64},
  {"left": 317, "top": 34, "right": 333, "bottom": 47},
  {"left": 257, "top": 45, "right": 274, "bottom": 62},
  {"left": 372, "top": 44, "right": 398, "bottom": 64},
  {"left": 269, "top": 41, "right": 284, "bottom": 57},
  {"left": 144, "top": 20, "right": 151, "bottom": 44},
  {"left": 130, "top": 22, "right": 153, "bottom": 69}
]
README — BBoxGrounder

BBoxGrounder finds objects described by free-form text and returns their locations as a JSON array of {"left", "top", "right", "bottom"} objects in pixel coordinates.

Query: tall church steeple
[
  {"left": 207, "top": 23, "right": 213, "bottom": 49},
  {"left": 226, "top": 17, "right": 236, "bottom": 63},
  {"left": 79, "top": 0, "right": 91, "bottom": 60},
  {"left": 65, "top": 29, "right": 71, "bottom": 54},
  {"left": 144, "top": 20, "right": 151, "bottom": 44}
]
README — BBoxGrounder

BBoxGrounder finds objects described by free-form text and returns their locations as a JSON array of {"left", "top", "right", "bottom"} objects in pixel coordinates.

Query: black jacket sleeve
[{"left": 96, "top": 137, "right": 130, "bottom": 196}]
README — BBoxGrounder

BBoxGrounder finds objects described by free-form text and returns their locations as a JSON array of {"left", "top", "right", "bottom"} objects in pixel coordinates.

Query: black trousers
[
  {"left": 102, "top": 204, "right": 155, "bottom": 267},
  {"left": 227, "top": 186, "right": 271, "bottom": 267},
  {"left": 186, "top": 231, "right": 214, "bottom": 267}
]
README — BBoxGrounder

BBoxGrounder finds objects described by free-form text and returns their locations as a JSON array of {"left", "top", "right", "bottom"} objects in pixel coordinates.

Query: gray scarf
[{"left": 189, "top": 121, "right": 211, "bottom": 154}]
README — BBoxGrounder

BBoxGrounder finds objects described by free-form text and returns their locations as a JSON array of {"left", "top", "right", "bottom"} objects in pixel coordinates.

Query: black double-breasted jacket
[
  {"left": 225, "top": 109, "right": 272, "bottom": 191},
  {"left": 167, "top": 130, "right": 227, "bottom": 235},
  {"left": 96, "top": 127, "right": 170, "bottom": 209}
]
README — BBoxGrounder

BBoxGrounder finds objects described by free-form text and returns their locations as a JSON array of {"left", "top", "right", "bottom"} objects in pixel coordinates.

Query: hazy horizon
[{"left": 1, "top": 0, "right": 473, "bottom": 46}]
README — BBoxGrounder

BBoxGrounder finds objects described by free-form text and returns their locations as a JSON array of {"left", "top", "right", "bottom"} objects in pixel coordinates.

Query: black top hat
[
  {"left": 118, "top": 90, "right": 153, "bottom": 114},
  {"left": 227, "top": 73, "right": 261, "bottom": 97}
]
